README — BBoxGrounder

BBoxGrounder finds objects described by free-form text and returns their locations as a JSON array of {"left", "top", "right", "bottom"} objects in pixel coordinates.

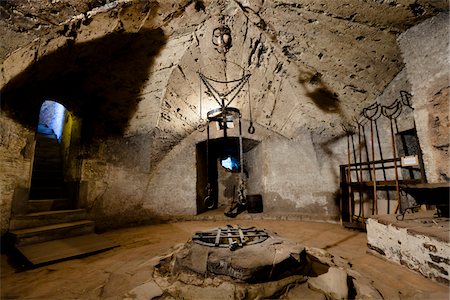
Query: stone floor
[{"left": 1, "top": 216, "right": 449, "bottom": 299}]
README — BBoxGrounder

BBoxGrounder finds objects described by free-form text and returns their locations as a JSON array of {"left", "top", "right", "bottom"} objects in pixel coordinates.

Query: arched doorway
[
  {"left": 196, "top": 137, "right": 259, "bottom": 214},
  {"left": 29, "top": 100, "right": 81, "bottom": 211}
]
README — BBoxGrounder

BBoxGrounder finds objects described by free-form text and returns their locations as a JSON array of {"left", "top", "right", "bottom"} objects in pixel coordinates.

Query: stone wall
[
  {"left": 0, "top": 116, "right": 34, "bottom": 235},
  {"left": 246, "top": 130, "right": 344, "bottom": 220},
  {"left": 398, "top": 12, "right": 450, "bottom": 183}
]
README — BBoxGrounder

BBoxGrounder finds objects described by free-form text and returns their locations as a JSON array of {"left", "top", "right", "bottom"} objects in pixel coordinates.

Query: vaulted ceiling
[{"left": 1, "top": 0, "right": 448, "bottom": 142}]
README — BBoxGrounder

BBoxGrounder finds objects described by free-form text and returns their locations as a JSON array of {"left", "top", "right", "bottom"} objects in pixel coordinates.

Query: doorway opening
[
  {"left": 395, "top": 128, "right": 425, "bottom": 181},
  {"left": 196, "top": 137, "right": 259, "bottom": 214},
  {"left": 29, "top": 100, "right": 78, "bottom": 210},
  {"left": 38, "top": 100, "right": 66, "bottom": 141}
]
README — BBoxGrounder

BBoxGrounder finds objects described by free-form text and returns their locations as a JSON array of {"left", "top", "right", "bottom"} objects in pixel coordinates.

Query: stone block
[
  {"left": 308, "top": 267, "right": 349, "bottom": 300},
  {"left": 124, "top": 280, "right": 163, "bottom": 300}
]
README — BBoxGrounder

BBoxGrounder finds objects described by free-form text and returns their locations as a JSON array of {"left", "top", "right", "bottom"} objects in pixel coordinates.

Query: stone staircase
[
  {"left": 29, "top": 124, "right": 66, "bottom": 200},
  {"left": 7, "top": 124, "right": 117, "bottom": 265},
  {"left": 8, "top": 209, "right": 95, "bottom": 247}
]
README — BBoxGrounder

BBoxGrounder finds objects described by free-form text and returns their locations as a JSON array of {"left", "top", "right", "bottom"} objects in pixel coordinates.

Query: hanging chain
[
  {"left": 205, "top": 122, "right": 214, "bottom": 209},
  {"left": 198, "top": 72, "right": 251, "bottom": 108},
  {"left": 199, "top": 73, "right": 203, "bottom": 122},
  {"left": 224, "top": 74, "right": 250, "bottom": 108},
  {"left": 238, "top": 114, "right": 247, "bottom": 205},
  {"left": 199, "top": 73, "right": 223, "bottom": 106},
  {"left": 247, "top": 79, "right": 255, "bottom": 134},
  {"left": 197, "top": 72, "right": 206, "bottom": 132}
]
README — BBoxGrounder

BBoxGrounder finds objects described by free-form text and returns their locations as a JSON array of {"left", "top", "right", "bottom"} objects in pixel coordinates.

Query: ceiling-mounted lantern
[{"left": 212, "top": 26, "right": 232, "bottom": 54}]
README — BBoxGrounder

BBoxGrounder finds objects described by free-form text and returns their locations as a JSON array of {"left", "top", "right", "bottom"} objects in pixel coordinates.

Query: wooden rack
[{"left": 340, "top": 156, "right": 424, "bottom": 230}]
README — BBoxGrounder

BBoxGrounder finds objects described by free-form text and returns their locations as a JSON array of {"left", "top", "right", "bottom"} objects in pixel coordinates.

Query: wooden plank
[{"left": 16, "top": 234, "right": 119, "bottom": 265}]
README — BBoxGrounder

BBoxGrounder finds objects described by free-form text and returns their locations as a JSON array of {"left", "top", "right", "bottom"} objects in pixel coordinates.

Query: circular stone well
[
  {"left": 180, "top": 226, "right": 309, "bottom": 283},
  {"left": 129, "top": 227, "right": 384, "bottom": 300}
]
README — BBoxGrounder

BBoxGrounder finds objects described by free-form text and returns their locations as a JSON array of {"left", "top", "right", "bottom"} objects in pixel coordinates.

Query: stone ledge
[
  {"left": 369, "top": 210, "right": 449, "bottom": 243},
  {"left": 367, "top": 212, "right": 450, "bottom": 285}
]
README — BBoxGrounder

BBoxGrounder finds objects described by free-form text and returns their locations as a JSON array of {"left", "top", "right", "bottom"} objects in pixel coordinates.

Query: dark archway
[{"left": 196, "top": 137, "right": 259, "bottom": 214}]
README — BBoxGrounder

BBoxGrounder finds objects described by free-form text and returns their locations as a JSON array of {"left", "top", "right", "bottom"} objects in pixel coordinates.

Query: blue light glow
[
  {"left": 221, "top": 156, "right": 240, "bottom": 172},
  {"left": 39, "top": 100, "right": 66, "bottom": 141}
]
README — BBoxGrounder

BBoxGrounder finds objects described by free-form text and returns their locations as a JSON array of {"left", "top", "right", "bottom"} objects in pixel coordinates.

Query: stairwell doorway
[
  {"left": 7, "top": 101, "right": 117, "bottom": 266},
  {"left": 29, "top": 100, "right": 81, "bottom": 212}
]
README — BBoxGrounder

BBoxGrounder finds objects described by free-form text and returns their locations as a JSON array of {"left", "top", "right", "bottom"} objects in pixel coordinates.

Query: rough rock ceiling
[{"left": 1, "top": 0, "right": 448, "bottom": 141}]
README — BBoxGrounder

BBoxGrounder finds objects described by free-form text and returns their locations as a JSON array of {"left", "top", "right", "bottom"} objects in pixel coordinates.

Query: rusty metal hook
[
  {"left": 362, "top": 102, "right": 381, "bottom": 121},
  {"left": 381, "top": 99, "right": 403, "bottom": 120}
]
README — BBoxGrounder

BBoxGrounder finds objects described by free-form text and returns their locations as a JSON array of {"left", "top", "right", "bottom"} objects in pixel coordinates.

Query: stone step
[
  {"left": 16, "top": 233, "right": 118, "bottom": 265},
  {"left": 10, "top": 209, "right": 87, "bottom": 230},
  {"left": 30, "top": 175, "right": 64, "bottom": 185},
  {"left": 31, "top": 169, "right": 63, "bottom": 176},
  {"left": 30, "top": 176, "right": 64, "bottom": 185},
  {"left": 32, "top": 155, "right": 62, "bottom": 161},
  {"left": 36, "top": 140, "right": 59, "bottom": 146},
  {"left": 9, "top": 220, "right": 95, "bottom": 246},
  {"left": 35, "top": 146, "right": 59, "bottom": 152},
  {"left": 28, "top": 199, "right": 71, "bottom": 213},
  {"left": 34, "top": 149, "right": 61, "bottom": 155},
  {"left": 31, "top": 177, "right": 64, "bottom": 185},
  {"left": 37, "top": 127, "right": 55, "bottom": 132},
  {"left": 31, "top": 167, "right": 63, "bottom": 175},
  {"left": 37, "top": 132, "right": 55, "bottom": 136},
  {"left": 30, "top": 184, "right": 64, "bottom": 189},
  {"left": 30, "top": 185, "right": 65, "bottom": 195},
  {"left": 33, "top": 161, "right": 62, "bottom": 167},
  {"left": 35, "top": 144, "right": 61, "bottom": 150},
  {"left": 32, "top": 171, "right": 63, "bottom": 178},
  {"left": 37, "top": 132, "right": 56, "bottom": 138},
  {"left": 37, "top": 124, "right": 54, "bottom": 134},
  {"left": 29, "top": 187, "right": 65, "bottom": 199},
  {"left": 32, "top": 160, "right": 63, "bottom": 167},
  {"left": 34, "top": 142, "right": 59, "bottom": 147}
]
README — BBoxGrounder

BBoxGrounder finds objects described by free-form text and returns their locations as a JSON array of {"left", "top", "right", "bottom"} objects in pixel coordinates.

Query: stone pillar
[{"left": 398, "top": 12, "right": 450, "bottom": 183}]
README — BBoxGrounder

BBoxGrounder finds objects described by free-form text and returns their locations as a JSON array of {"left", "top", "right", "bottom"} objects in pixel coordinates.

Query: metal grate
[{"left": 192, "top": 226, "right": 269, "bottom": 249}]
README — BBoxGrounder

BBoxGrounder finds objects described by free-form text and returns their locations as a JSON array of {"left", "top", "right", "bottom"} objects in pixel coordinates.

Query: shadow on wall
[
  {"left": 1, "top": 28, "right": 167, "bottom": 142},
  {"left": 298, "top": 71, "right": 343, "bottom": 115}
]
